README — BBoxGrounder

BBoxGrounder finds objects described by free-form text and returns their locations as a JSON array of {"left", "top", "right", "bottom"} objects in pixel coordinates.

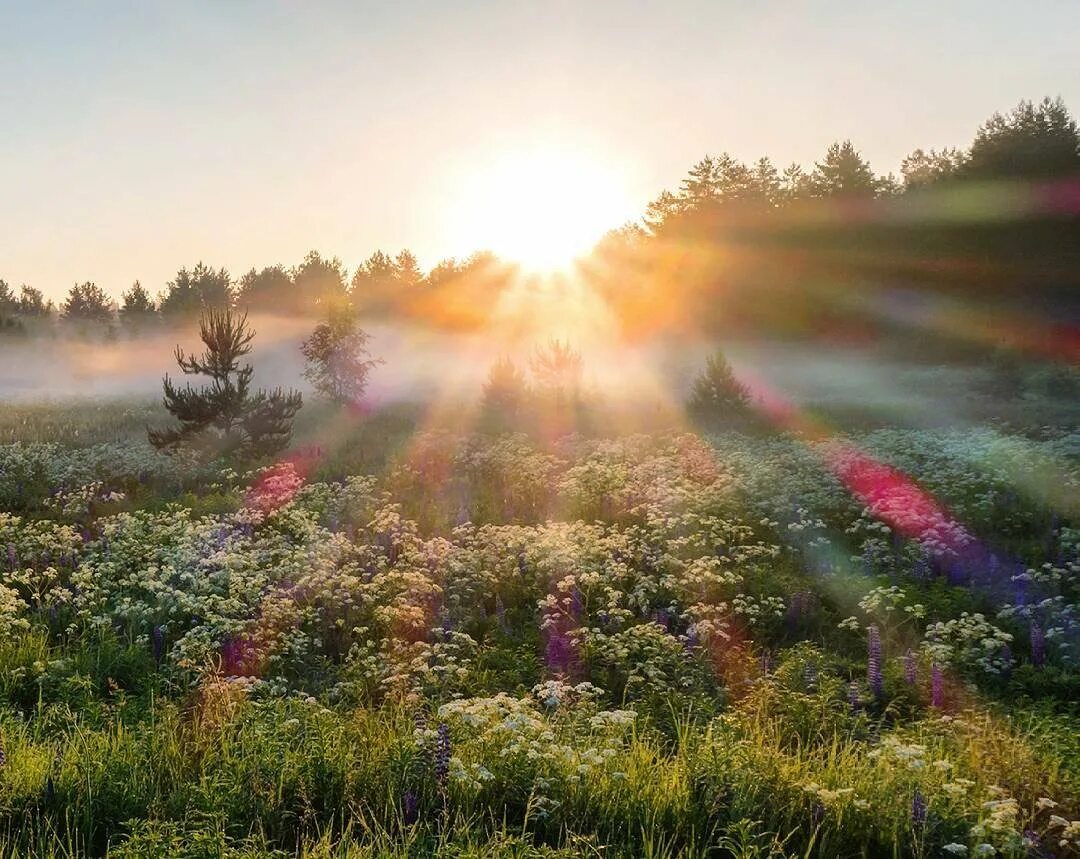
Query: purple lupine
[
  {"left": 684, "top": 626, "right": 700, "bottom": 653},
  {"left": 151, "top": 626, "right": 165, "bottom": 664},
  {"left": 545, "top": 627, "right": 576, "bottom": 675},
  {"left": 786, "top": 592, "right": 805, "bottom": 632},
  {"left": 931, "top": 663, "right": 944, "bottom": 708},
  {"left": 904, "top": 650, "right": 917, "bottom": 685},
  {"left": 911, "top": 787, "right": 927, "bottom": 828},
  {"left": 811, "top": 801, "right": 825, "bottom": 828},
  {"left": 402, "top": 790, "right": 419, "bottom": 825},
  {"left": 1013, "top": 576, "right": 1028, "bottom": 607},
  {"left": 434, "top": 723, "right": 451, "bottom": 789},
  {"left": 847, "top": 681, "right": 861, "bottom": 712},
  {"left": 494, "top": 595, "right": 509, "bottom": 634},
  {"left": 867, "top": 625, "right": 884, "bottom": 699},
  {"left": 6, "top": 544, "right": 16, "bottom": 571},
  {"left": 1028, "top": 622, "right": 1046, "bottom": 667},
  {"left": 569, "top": 587, "right": 583, "bottom": 619},
  {"left": 652, "top": 608, "right": 671, "bottom": 630}
]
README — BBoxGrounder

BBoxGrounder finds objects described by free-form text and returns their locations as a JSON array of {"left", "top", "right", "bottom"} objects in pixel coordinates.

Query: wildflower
[
  {"left": 847, "top": 681, "right": 861, "bottom": 712},
  {"left": 911, "top": 786, "right": 927, "bottom": 828},
  {"left": 402, "top": 790, "right": 418, "bottom": 825},
  {"left": 942, "top": 845, "right": 967, "bottom": 855},
  {"left": 931, "top": 663, "right": 944, "bottom": 708},
  {"left": 1030, "top": 622, "right": 1046, "bottom": 667},
  {"left": 904, "top": 649, "right": 917, "bottom": 684},
  {"left": 151, "top": 625, "right": 165, "bottom": 664},
  {"left": 867, "top": 625, "right": 883, "bottom": 699},
  {"left": 434, "top": 723, "right": 451, "bottom": 789}
]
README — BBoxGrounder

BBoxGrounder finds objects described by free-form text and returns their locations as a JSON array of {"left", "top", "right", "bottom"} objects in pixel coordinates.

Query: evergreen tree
[
  {"left": 479, "top": 356, "right": 528, "bottom": 432},
  {"left": 293, "top": 251, "right": 348, "bottom": 312},
  {"left": 686, "top": 349, "right": 751, "bottom": 423},
  {"left": 900, "top": 147, "right": 966, "bottom": 189},
  {"left": 149, "top": 307, "right": 302, "bottom": 460},
  {"left": 530, "top": 339, "right": 583, "bottom": 405},
  {"left": 301, "top": 305, "right": 383, "bottom": 406},
  {"left": 61, "top": 282, "right": 113, "bottom": 322},
  {"left": 0, "top": 281, "right": 17, "bottom": 318},
  {"left": 394, "top": 250, "right": 424, "bottom": 290},
  {"left": 963, "top": 97, "right": 1080, "bottom": 181},
  {"left": 236, "top": 265, "right": 294, "bottom": 310},
  {"left": 120, "top": 281, "right": 156, "bottom": 322},
  {"left": 808, "top": 141, "right": 881, "bottom": 197},
  {"left": 17, "top": 285, "right": 49, "bottom": 316},
  {"left": 159, "top": 263, "right": 232, "bottom": 316}
]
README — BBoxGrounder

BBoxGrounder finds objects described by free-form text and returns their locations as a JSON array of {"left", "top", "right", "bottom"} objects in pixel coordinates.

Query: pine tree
[
  {"left": 479, "top": 356, "right": 527, "bottom": 432},
  {"left": 61, "top": 282, "right": 113, "bottom": 322},
  {"left": 120, "top": 281, "right": 156, "bottom": 322},
  {"left": 149, "top": 307, "right": 302, "bottom": 460},
  {"left": 687, "top": 349, "right": 751, "bottom": 423}
]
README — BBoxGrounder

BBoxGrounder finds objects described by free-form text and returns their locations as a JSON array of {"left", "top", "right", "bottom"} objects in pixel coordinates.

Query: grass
[{"left": 0, "top": 388, "right": 1076, "bottom": 857}]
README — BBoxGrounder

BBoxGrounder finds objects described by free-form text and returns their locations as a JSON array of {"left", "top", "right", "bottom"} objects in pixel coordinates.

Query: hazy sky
[{"left": 3, "top": 0, "right": 1079, "bottom": 301}]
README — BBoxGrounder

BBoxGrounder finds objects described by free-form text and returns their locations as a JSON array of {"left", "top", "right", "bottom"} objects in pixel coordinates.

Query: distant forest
[{"left": 3, "top": 97, "right": 1079, "bottom": 350}]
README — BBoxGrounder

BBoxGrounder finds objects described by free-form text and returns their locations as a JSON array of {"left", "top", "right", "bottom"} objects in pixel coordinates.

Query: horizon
[{"left": 4, "top": 0, "right": 1080, "bottom": 300}]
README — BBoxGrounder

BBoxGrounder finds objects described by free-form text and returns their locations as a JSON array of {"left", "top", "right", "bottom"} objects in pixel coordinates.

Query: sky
[{"left": 2, "top": 0, "right": 1079, "bottom": 302}]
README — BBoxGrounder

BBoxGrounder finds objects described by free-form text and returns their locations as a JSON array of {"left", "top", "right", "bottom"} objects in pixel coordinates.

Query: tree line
[
  {"left": 0, "top": 249, "right": 509, "bottom": 335},
  {"left": 3, "top": 97, "right": 1078, "bottom": 341},
  {"left": 589, "top": 97, "right": 1080, "bottom": 342}
]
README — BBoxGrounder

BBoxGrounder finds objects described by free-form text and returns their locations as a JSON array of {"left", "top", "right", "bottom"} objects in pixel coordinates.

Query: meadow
[{"left": 0, "top": 372, "right": 1077, "bottom": 858}]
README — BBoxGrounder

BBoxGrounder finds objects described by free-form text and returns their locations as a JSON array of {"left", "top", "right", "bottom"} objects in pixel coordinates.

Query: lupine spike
[
  {"left": 1030, "top": 623, "right": 1046, "bottom": 667},
  {"left": 911, "top": 786, "right": 927, "bottom": 828},
  {"left": 402, "top": 790, "right": 419, "bottom": 825},
  {"left": 867, "top": 625, "right": 884, "bottom": 699},
  {"left": 904, "top": 649, "right": 917, "bottom": 685},
  {"left": 434, "top": 723, "right": 451, "bottom": 789},
  {"left": 931, "top": 663, "right": 944, "bottom": 708}
]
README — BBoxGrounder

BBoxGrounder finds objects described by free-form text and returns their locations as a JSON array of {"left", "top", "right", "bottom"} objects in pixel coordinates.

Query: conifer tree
[{"left": 149, "top": 307, "right": 302, "bottom": 459}]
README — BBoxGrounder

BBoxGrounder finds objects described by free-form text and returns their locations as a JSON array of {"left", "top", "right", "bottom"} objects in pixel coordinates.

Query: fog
[{"left": 0, "top": 314, "right": 983, "bottom": 431}]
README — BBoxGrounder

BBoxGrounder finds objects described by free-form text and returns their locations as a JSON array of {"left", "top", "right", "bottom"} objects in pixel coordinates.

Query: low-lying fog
[{"left": 0, "top": 313, "right": 987, "bottom": 430}]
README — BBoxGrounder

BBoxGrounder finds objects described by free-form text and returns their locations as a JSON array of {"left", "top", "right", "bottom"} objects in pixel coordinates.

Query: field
[{"left": 0, "top": 376, "right": 1077, "bottom": 859}]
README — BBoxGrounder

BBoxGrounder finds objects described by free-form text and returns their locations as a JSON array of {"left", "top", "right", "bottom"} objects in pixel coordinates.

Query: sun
[{"left": 446, "top": 145, "right": 637, "bottom": 272}]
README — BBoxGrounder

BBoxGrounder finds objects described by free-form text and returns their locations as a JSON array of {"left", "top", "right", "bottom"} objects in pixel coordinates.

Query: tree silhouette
[
  {"left": 963, "top": 97, "right": 1080, "bottom": 181},
  {"left": 808, "top": 141, "right": 880, "bottom": 197},
  {"left": 120, "top": 281, "right": 156, "bottom": 322},
  {"left": 149, "top": 307, "right": 302, "bottom": 460},
  {"left": 293, "top": 251, "right": 349, "bottom": 313},
  {"left": 17, "top": 286, "right": 50, "bottom": 316},
  {"left": 61, "top": 282, "right": 113, "bottom": 322},
  {"left": 159, "top": 263, "right": 232, "bottom": 316},
  {"left": 301, "top": 305, "right": 383, "bottom": 406},
  {"left": 480, "top": 355, "right": 528, "bottom": 432},
  {"left": 0, "top": 281, "right": 17, "bottom": 318},
  {"left": 530, "top": 339, "right": 583, "bottom": 405},
  {"left": 687, "top": 349, "right": 751, "bottom": 424},
  {"left": 900, "top": 148, "right": 966, "bottom": 189},
  {"left": 237, "top": 265, "right": 294, "bottom": 310}
]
